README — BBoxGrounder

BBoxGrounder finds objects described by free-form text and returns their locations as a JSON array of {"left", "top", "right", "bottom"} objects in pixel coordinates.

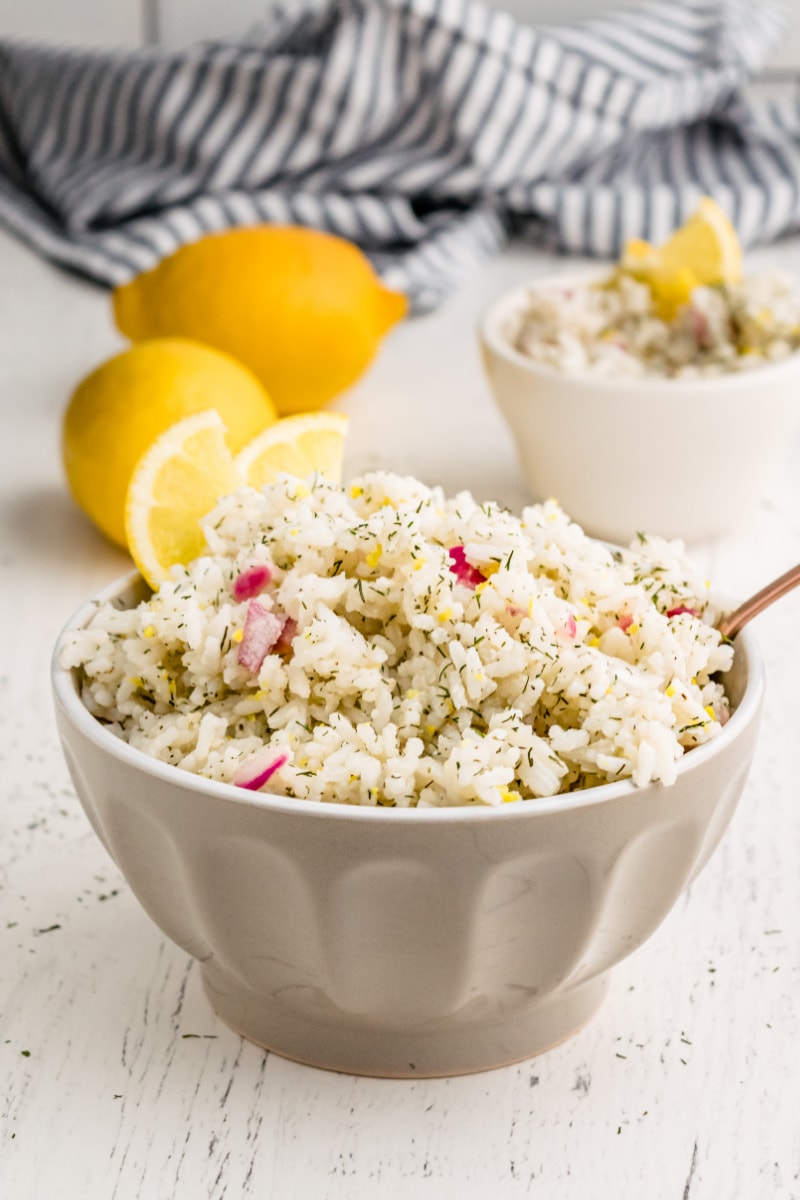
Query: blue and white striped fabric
[{"left": 0, "top": 0, "right": 797, "bottom": 309}]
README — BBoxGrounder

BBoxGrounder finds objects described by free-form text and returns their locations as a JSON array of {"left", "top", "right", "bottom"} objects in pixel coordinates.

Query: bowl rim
[
  {"left": 478, "top": 268, "right": 800, "bottom": 394},
  {"left": 52, "top": 568, "right": 765, "bottom": 825}
]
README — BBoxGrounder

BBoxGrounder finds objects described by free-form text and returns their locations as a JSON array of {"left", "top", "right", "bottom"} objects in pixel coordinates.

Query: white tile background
[{"left": 1, "top": 0, "right": 799, "bottom": 66}]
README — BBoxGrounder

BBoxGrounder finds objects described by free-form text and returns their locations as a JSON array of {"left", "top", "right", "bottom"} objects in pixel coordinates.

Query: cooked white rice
[
  {"left": 512, "top": 270, "right": 800, "bottom": 378},
  {"left": 61, "top": 472, "right": 734, "bottom": 807}
]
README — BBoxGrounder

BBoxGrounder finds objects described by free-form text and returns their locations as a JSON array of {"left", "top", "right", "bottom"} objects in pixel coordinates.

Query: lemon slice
[
  {"left": 235, "top": 412, "right": 349, "bottom": 489},
  {"left": 125, "top": 410, "right": 244, "bottom": 588}
]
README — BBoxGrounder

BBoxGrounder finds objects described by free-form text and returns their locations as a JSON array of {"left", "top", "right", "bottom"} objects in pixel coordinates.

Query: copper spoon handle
[{"left": 717, "top": 562, "right": 800, "bottom": 640}]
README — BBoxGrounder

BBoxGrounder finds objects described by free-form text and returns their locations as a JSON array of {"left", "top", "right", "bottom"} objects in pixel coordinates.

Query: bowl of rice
[
  {"left": 53, "top": 472, "right": 764, "bottom": 1076},
  {"left": 479, "top": 267, "right": 800, "bottom": 543}
]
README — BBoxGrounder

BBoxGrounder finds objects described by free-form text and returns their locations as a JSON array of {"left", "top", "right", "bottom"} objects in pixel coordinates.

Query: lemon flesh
[
  {"left": 63, "top": 338, "right": 277, "bottom": 547},
  {"left": 125, "top": 411, "right": 244, "bottom": 588},
  {"left": 113, "top": 226, "right": 407, "bottom": 415},
  {"left": 235, "top": 412, "right": 349, "bottom": 489}
]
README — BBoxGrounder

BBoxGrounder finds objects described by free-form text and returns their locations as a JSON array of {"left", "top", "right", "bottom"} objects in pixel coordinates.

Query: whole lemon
[
  {"left": 63, "top": 337, "right": 277, "bottom": 546},
  {"left": 112, "top": 225, "right": 408, "bottom": 415}
]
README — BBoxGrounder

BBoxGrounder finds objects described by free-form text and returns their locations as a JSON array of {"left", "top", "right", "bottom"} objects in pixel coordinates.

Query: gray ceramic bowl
[{"left": 52, "top": 570, "right": 764, "bottom": 1077}]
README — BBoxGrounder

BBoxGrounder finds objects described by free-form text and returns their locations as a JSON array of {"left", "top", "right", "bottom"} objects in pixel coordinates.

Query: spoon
[{"left": 717, "top": 562, "right": 800, "bottom": 640}]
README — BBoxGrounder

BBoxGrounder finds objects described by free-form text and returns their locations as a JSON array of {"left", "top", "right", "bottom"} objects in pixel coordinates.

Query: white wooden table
[{"left": 1, "top": 224, "right": 799, "bottom": 1200}]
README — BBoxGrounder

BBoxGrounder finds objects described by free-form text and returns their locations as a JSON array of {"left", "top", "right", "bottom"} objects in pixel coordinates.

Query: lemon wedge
[
  {"left": 125, "top": 410, "right": 243, "bottom": 588},
  {"left": 235, "top": 412, "right": 349, "bottom": 489},
  {"left": 621, "top": 196, "right": 742, "bottom": 318},
  {"left": 660, "top": 196, "right": 742, "bottom": 285}
]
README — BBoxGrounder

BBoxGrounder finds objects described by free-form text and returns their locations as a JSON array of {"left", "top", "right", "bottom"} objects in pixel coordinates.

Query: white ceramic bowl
[
  {"left": 479, "top": 272, "right": 800, "bottom": 543},
  {"left": 53, "top": 570, "right": 764, "bottom": 1077}
]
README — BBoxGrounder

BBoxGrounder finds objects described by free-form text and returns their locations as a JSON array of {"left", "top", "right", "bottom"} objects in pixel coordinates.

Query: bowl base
[{"left": 201, "top": 965, "right": 609, "bottom": 1077}]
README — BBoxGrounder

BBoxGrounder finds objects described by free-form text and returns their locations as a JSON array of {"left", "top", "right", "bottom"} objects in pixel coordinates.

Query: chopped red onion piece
[
  {"left": 690, "top": 307, "right": 711, "bottom": 349},
  {"left": 233, "top": 563, "right": 272, "bottom": 602},
  {"left": 274, "top": 615, "right": 298, "bottom": 656},
  {"left": 447, "top": 545, "right": 484, "bottom": 589},
  {"left": 238, "top": 600, "right": 284, "bottom": 672},
  {"left": 666, "top": 605, "right": 699, "bottom": 618},
  {"left": 233, "top": 748, "right": 289, "bottom": 791},
  {"left": 556, "top": 613, "right": 577, "bottom": 640}
]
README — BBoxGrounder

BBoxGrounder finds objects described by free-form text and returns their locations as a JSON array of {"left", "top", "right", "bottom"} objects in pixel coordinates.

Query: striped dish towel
[{"left": 0, "top": 0, "right": 796, "bottom": 310}]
